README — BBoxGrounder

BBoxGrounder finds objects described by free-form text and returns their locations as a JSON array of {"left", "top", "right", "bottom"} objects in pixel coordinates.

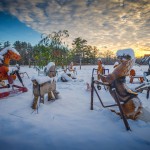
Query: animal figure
[
  {"left": 67, "top": 62, "right": 77, "bottom": 75},
  {"left": 99, "top": 48, "right": 142, "bottom": 120},
  {"left": 32, "top": 62, "right": 58, "bottom": 109},
  {"left": 0, "top": 47, "right": 27, "bottom": 98},
  {"left": 0, "top": 47, "right": 21, "bottom": 82},
  {"left": 31, "top": 77, "right": 58, "bottom": 109},
  {"left": 100, "top": 56, "right": 135, "bottom": 84},
  {"left": 109, "top": 77, "right": 142, "bottom": 120},
  {"left": 97, "top": 58, "right": 104, "bottom": 80}
]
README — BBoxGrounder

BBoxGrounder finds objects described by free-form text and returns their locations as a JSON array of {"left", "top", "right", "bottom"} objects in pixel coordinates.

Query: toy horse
[
  {"left": 99, "top": 49, "right": 143, "bottom": 120},
  {"left": 31, "top": 62, "right": 59, "bottom": 110},
  {"left": 0, "top": 48, "right": 20, "bottom": 81},
  {"left": 97, "top": 58, "right": 104, "bottom": 80},
  {"left": 0, "top": 47, "right": 27, "bottom": 98}
]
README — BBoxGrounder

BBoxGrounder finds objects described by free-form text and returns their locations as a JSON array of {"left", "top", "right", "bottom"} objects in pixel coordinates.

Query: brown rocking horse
[
  {"left": 31, "top": 62, "right": 59, "bottom": 110},
  {"left": 0, "top": 47, "right": 28, "bottom": 99}
]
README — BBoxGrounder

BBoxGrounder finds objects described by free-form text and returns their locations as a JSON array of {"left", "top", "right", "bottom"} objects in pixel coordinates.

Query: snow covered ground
[{"left": 0, "top": 65, "right": 150, "bottom": 150}]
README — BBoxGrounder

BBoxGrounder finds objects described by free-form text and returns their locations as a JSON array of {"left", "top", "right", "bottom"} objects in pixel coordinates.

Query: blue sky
[{"left": 0, "top": 12, "right": 41, "bottom": 46}]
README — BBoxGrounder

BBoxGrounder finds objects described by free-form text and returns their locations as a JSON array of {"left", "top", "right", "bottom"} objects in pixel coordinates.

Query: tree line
[{"left": 0, "top": 30, "right": 143, "bottom": 68}]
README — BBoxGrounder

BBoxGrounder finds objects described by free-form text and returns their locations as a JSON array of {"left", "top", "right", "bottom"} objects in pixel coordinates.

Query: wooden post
[
  {"left": 91, "top": 77, "right": 94, "bottom": 110},
  {"left": 112, "top": 88, "right": 131, "bottom": 131},
  {"left": 80, "top": 58, "right": 82, "bottom": 70},
  {"left": 147, "top": 87, "right": 150, "bottom": 99}
]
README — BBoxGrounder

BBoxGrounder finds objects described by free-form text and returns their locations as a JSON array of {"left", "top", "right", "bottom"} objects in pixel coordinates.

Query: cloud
[{"left": 0, "top": 0, "right": 149, "bottom": 55}]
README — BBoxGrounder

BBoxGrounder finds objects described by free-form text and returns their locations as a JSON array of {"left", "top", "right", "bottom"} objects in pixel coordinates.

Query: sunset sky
[{"left": 0, "top": 0, "right": 149, "bottom": 57}]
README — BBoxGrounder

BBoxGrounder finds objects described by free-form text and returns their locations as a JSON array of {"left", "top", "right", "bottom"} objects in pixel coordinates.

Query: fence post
[{"left": 91, "top": 76, "right": 94, "bottom": 110}]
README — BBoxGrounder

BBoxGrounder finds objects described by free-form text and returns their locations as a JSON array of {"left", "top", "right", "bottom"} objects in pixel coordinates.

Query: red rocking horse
[{"left": 0, "top": 47, "right": 28, "bottom": 99}]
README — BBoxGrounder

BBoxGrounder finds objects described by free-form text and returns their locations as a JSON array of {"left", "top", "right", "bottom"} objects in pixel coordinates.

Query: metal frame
[
  {"left": 136, "top": 56, "right": 150, "bottom": 99},
  {"left": 19, "top": 72, "right": 30, "bottom": 79},
  {"left": 135, "top": 81, "right": 150, "bottom": 99},
  {"left": 90, "top": 68, "right": 131, "bottom": 131}
]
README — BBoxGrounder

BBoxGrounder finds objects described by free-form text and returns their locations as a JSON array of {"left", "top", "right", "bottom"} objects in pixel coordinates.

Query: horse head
[
  {"left": 0, "top": 47, "right": 21, "bottom": 65},
  {"left": 7, "top": 50, "right": 21, "bottom": 61}
]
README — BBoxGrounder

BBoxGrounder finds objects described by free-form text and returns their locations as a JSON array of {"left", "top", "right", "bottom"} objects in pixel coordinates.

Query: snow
[
  {"left": 0, "top": 47, "right": 20, "bottom": 56},
  {"left": 0, "top": 55, "right": 4, "bottom": 64},
  {"left": 117, "top": 48, "right": 135, "bottom": 59},
  {"left": 0, "top": 65, "right": 150, "bottom": 150},
  {"left": 57, "top": 71, "right": 77, "bottom": 82},
  {"left": 114, "top": 61, "right": 119, "bottom": 66},
  {"left": 132, "top": 65, "right": 144, "bottom": 76},
  {"left": 147, "top": 76, "right": 150, "bottom": 81},
  {"left": 145, "top": 56, "right": 150, "bottom": 62},
  {"left": 45, "top": 62, "right": 55, "bottom": 71},
  {"left": 59, "top": 72, "right": 73, "bottom": 81},
  {"left": 31, "top": 76, "right": 56, "bottom": 84},
  {"left": 97, "top": 58, "right": 102, "bottom": 61}
]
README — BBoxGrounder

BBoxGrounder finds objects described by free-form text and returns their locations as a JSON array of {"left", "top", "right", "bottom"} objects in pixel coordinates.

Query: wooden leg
[
  {"left": 48, "top": 92, "right": 52, "bottom": 101},
  {"left": 130, "top": 77, "right": 133, "bottom": 83},
  {"left": 48, "top": 91, "right": 55, "bottom": 101},
  {"left": 32, "top": 96, "right": 39, "bottom": 109},
  {"left": 140, "top": 77, "right": 144, "bottom": 83},
  {"left": 40, "top": 96, "right": 44, "bottom": 104}
]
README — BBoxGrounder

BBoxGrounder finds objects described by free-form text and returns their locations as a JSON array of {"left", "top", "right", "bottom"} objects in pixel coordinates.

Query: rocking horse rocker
[{"left": 0, "top": 47, "right": 28, "bottom": 99}]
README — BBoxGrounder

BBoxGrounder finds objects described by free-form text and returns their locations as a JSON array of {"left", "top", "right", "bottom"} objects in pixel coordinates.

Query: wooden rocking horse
[
  {"left": 0, "top": 47, "right": 28, "bottom": 99},
  {"left": 91, "top": 49, "right": 142, "bottom": 130},
  {"left": 31, "top": 62, "right": 59, "bottom": 110}
]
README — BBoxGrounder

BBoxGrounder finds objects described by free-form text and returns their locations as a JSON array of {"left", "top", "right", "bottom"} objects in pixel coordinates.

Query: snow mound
[
  {"left": 114, "top": 61, "right": 119, "bottom": 65},
  {"left": 113, "top": 61, "right": 119, "bottom": 66},
  {"left": 45, "top": 62, "right": 55, "bottom": 71},
  {"left": 60, "top": 73, "right": 72, "bottom": 81},
  {"left": 116, "top": 48, "right": 135, "bottom": 59}
]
